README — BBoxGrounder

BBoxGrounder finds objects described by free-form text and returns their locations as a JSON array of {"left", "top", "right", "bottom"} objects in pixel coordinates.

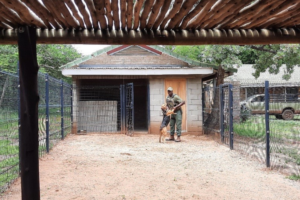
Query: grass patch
[
  {"left": 234, "top": 116, "right": 300, "bottom": 140},
  {"left": 0, "top": 157, "right": 19, "bottom": 188},
  {"left": 287, "top": 175, "right": 300, "bottom": 181},
  {"left": 0, "top": 140, "right": 18, "bottom": 156}
]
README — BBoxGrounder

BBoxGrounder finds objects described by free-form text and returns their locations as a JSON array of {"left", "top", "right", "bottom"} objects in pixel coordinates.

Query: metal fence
[
  {"left": 73, "top": 83, "right": 135, "bottom": 136},
  {"left": 203, "top": 80, "right": 300, "bottom": 178},
  {"left": 0, "top": 69, "right": 72, "bottom": 192}
]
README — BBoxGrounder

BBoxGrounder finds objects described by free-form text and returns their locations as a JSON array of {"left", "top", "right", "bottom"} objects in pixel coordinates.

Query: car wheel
[
  {"left": 282, "top": 109, "right": 294, "bottom": 120},
  {"left": 275, "top": 115, "right": 282, "bottom": 119}
]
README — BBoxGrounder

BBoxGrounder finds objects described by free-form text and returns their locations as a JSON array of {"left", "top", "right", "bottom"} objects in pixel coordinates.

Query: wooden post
[{"left": 17, "top": 26, "right": 40, "bottom": 200}]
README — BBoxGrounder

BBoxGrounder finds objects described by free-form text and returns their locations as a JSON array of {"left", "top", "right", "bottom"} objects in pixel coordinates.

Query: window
[
  {"left": 286, "top": 87, "right": 299, "bottom": 101},
  {"left": 252, "top": 96, "right": 264, "bottom": 102}
]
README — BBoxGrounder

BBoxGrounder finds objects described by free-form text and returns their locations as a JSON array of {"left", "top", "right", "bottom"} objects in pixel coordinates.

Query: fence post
[
  {"left": 265, "top": 81, "right": 270, "bottom": 167},
  {"left": 61, "top": 80, "right": 64, "bottom": 139},
  {"left": 219, "top": 85, "right": 224, "bottom": 142},
  {"left": 45, "top": 74, "right": 50, "bottom": 153},
  {"left": 17, "top": 62, "right": 21, "bottom": 173},
  {"left": 71, "top": 85, "right": 73, "bottom": 125},
  {"left": 229, "top": 84, "right": 234, "bottom": 150}
]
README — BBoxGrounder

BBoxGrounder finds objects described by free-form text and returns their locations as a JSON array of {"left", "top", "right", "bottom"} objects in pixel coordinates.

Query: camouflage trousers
[{"left": 170, "top": 109, "right": 182, "bottom": 136}]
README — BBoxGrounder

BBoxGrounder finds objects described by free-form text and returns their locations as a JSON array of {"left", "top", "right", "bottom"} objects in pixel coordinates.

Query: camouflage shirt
[{"left": 166, "top": 94, "right": 183, "bottom": 110}]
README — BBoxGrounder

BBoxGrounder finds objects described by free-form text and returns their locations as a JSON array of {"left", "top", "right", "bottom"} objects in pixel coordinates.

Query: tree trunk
[
  {"left": 204, "top": 65, "right": 225, "bottom": 134},
  {"left": 0, "top": 75, "right": 9, "bottom": 108}
]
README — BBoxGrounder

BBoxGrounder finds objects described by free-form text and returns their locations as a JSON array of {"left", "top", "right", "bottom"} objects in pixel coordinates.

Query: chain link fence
[
  {"left": 0, "top": 69, "right": 72, "bottom": 193},
  {"left": 203, "top": 80, "right": 300, "bottom": 179}
]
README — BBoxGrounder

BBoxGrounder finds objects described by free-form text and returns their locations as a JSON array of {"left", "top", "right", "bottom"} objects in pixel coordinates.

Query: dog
[{"left": 159, "top": 104, "right": 175, "bottom": 143}]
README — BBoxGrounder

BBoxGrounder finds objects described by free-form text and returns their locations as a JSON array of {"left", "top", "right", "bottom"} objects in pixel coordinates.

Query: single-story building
[
  {"left": 61, "top": 45, "right": 233, "bottom": 135},
  {"left": 225, "top": 64, "right": 300, "bottom": 101}
]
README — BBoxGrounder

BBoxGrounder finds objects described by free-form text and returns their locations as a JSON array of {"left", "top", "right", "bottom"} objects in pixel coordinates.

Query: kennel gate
[
  {"left": 120, "top": 83, "right": 134, "bottom": 136},
  {"left": 220, "top": 84, "right": 233, "bottom": 149}
]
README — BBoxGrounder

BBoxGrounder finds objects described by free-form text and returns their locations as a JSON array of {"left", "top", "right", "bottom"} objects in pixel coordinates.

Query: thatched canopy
[{"left": 1, "top": 0, "right": 300, "bottom": 44}]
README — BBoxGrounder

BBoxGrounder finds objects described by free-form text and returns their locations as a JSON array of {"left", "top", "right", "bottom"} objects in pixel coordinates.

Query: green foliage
[
  {"left": 287, "top": 175, "right": 300, "bottom": 181},
  {"left": 0, "top": 45, "right": 82, "bottom": 82},
  {"left": 238, "top": 48, "right": 258, "bottom": 64},
  {"left": 249, "top": 45, "right": 300, "bottom": 80},
  {"left": 168, "top": 44, "right": 300, "bottom": 81},
  {"left": 173, "top": 46, "right": 205, "bottom": 61},
  {"left": 37, "top": 45, "right": 81, "bottom": 81},
  {"left": 202, "top": 45, "right": 243, "bottom": 69},
  {"left": 0, "top": 140, "right": 18, "bottom": 155},
  {"left": 0, "top": 45, "right": 19, "bottom": 73}
]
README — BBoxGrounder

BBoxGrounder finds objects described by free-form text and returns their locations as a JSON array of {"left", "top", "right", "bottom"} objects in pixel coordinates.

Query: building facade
[{"left": 62, "top": 45, "right": 217, "bottom": 135}]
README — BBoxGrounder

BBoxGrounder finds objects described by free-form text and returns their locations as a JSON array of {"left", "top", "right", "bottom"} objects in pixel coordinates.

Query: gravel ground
[{"left": 3, "top": 133, "right": 300, "bottom": 200}]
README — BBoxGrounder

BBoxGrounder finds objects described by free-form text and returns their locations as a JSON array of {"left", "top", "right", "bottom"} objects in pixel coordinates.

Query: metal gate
[
  {"left": 120, "top": 83, "right": 134, "bottom": 136},
  {"left": 220, "top": 84, "right": 233, "bottom": 149}
]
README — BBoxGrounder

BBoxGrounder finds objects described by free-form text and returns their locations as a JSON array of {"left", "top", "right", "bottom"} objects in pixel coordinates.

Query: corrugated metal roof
[
  {"left": 60, "top": 45, "right": 220, "bottom": 70},
  {"left": 78, "top": 64, "right": 187, "bottom": 69},
  {"left": 226, "top": 64, "right": 300, "bottom": 87}
]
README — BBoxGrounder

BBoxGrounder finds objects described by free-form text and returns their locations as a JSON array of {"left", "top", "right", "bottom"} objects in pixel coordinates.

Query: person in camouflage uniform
[{"left": 165, "top": 87, "right": 185, "bottom": 142}]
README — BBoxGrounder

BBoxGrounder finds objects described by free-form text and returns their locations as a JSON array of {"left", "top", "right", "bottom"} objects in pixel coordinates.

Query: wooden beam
[
  {"left": 196, "top": 0, "right": 231, "bottom": 29},
  {"left": 226, "top": 0, "right": 277, "bottom": 29},
  {"left": 84, "top": 0, "right": 100, "bottom": 29},
  {"left": 203, "top": 0, "right": 242, "bottom": 28},
  {"left": 244, "top": 0, "right": 290, "bottom": 29},
  {"left": 132, "top": 0, "right": 145, "bottom": 30},
  {"left": 1, "top": 28, "right": 300, "bottom": 45},
  {"left": 139, "top": 0, "right": 155, "bottom": 29},
  {"left": 120, "top": 0, "right": 126, "bottom": 29},
  {"left": 152, "top": 0, "right": 172, "bottom": 29},
  {"left": 22, "top": 0, "right": 59, "bottom": 28},
  {"left": 179, "top": 0, "right": 210, "bottom": 29},
  {"left": 93, "top": 0, "right": 108, "bottom": 29},
  {"left": 145, "top": 0, "right": 164, "bottom": 29},
  {"left": 74, "top": 0, "right": 93, "bottom": 29},
  {"left": 112, "top": 0, "right": 120, "bottom": 30},
  {"left": 0, "top": 3, "right": 24, "bottom": 25},
  {"left": 259, "top": 5, "right": 300, "bottom": 28},
  {"left": 17, "top": 26, "right": 40, "bottom": 200},
  {"left": 186, "top": 0, "right": 217, "bottom": 29},
  {"left": 166, "top": 0, "right": 199, "bottom": 29},
  {"left": 104, "top": 0, "right": 113, "bottom": 30},
  {"left": 202, "top": 73, "right": 217, "bottom": 82},
  {"left": 53, "top": 0, "right": 80, "bottom": 28},
  {"left": 64, "top": 0, "right": 85, "bottom": 28},
  {"left": 160, "top": 0, "right": 183, "bottom": 29},
  {"left": 126, "top": 0, "right": 134, "bottom": 30},
  {"left": 0, "top": 0, "right": 46, "bottom": 28},
  {"left": 42, "top": 0, "right": 69, "bottom": 29}
]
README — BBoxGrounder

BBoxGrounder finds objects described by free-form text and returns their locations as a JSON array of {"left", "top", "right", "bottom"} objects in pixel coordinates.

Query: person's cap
[{"left": 167, "top": 87, "right": 173, "bottom": 91}]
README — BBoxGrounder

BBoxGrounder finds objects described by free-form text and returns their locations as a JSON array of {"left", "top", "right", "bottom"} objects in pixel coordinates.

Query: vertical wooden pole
[{"left": 17, "top": 26, "right": 40, "bottom": 200}]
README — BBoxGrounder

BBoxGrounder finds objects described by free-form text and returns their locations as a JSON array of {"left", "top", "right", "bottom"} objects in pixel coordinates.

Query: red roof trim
[
  {"left": 139, "top": 45, "right": 162, "bottom": 55},
  {"left": 107, "top": 45, "right": 130, "bottom": 55},
  {"left": 107, "top": 45, "right": 162, "bottom": 55}
]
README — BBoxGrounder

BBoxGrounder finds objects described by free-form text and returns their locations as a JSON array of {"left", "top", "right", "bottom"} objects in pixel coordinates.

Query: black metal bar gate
[
  {"left": 120, "top": 83, "right": 134, "bottom": 136},
  {"left": 220, "top": 84, "right": 234, "bottom": 149}
]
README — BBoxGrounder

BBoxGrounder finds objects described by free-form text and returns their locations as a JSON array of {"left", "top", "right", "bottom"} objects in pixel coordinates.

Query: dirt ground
[{"left": 3, "top": 133, "right": 300, "bottom": 200}]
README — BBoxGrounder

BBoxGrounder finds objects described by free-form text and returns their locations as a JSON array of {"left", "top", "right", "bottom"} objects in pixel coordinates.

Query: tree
[
  {"left": 169, "top": 44, "right": 300, "bottom": 81},
  {"left": 37, "top": 45, "right": 82, "bottom": 81},
  {"left": 0, "top": 44, "right": 82, "bottom": 81},
  {"left": 170, "top": 44, "right": 300, "bottom": 132},
  {"left": 246, "top": 45, "right": 300, "bottom": 80},
  {"left": 173, "top": 45, "right": 205, "bottom": 61}
]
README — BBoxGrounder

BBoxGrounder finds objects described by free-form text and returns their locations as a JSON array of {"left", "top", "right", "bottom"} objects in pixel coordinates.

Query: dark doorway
[{"left": 79, "top": 79, "right": 149, "bottom": 132}]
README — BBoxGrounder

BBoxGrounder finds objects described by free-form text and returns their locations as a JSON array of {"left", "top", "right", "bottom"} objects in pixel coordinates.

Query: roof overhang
[
  {"left": 1, "top": 29, "right": 300, "bottom": 45},
  {"left": 62, "top": 67, "right": 214, "bottom": 77}
]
